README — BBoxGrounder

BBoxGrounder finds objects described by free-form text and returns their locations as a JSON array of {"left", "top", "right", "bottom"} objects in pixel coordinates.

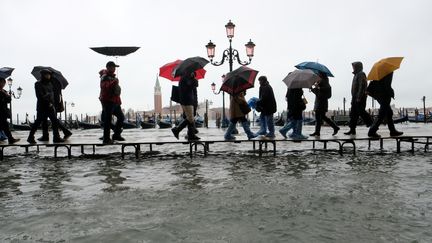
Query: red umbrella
[
  {"left": 159, "top": 59, "right": 206, "bottom": 81},
  {"left": 220, "top": 66, "right": 259, "bottom": 95}
]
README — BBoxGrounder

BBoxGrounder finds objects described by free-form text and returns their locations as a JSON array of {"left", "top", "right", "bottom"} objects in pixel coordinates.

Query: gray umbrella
[
  {"left": 0, "top": 67, "right": 14, "bottom": 79},
  {"left": 90, "top": 46, "right": 140, "bottom": 56},
  {"left": 282, "top": 69, "right": 321, "bottom": 89}
]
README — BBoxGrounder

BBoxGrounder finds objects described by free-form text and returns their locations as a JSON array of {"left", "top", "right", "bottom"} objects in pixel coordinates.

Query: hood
[
  {"left": 99, "top": 69, "right": 107, "bottom": 77},
  {"left": 352, "top": 62, "right": 363, "bottom": 74}
]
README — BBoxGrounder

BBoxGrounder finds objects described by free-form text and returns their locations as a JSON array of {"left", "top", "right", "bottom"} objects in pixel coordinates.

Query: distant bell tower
[{"left": 154, "top": 75, "right": 162, "bottom": 115}]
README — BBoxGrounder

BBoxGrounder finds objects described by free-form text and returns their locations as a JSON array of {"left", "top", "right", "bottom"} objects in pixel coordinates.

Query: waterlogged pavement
[{"left": 1, "top": 124, "right": 432, "bottom": 242}]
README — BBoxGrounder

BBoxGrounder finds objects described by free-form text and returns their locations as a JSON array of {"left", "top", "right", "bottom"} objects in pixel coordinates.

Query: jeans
[{"left": 102, "top": 102, "right": 124, "bottom": 140}]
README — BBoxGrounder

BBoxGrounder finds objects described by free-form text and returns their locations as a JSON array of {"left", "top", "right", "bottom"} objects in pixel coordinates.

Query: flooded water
[{"left": 1, "top": 123, "right": 432, "bottom": 242}]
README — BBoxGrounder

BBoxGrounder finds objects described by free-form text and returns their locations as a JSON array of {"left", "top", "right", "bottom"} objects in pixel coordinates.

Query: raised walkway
[{"left": 1, "top": 130, "right": 431, "bottom": 160}]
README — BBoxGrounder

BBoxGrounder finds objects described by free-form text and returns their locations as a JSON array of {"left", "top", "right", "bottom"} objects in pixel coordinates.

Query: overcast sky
[{"left": 1, "top": 0, "right": 431, "bottom": 121}]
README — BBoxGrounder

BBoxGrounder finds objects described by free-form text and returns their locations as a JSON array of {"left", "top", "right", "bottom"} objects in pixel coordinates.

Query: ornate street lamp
[
  {"left": 6, "top": 77, "right": 23, "bottom": 125},
  {"left": 205, "top": 20, "right": 255, "bottom": 127}
]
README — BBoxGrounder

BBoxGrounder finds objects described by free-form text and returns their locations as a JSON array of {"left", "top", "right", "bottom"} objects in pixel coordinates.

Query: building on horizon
[{"left": 154, "top": 75, "right": 162, "bottom": 115}]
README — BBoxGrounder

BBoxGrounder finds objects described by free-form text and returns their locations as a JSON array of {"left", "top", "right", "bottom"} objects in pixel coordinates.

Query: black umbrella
[
  {"left": 31, "top": 66, "right": 69, "bottom": 89},
  {"left": 0, "top": 67, "right": 14, "bottom": 79},
  {"left": 90, "top": 46, "right": 140, "bottom": 56},
  {"left": 173, "top": 56, "right": 209, "bottom": 77},
  {"left": 220, "top": 66, "right": 259, "bottom": 95}
]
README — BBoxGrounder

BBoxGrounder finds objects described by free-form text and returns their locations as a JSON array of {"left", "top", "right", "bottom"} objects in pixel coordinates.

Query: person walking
[
  {"left": 310, "top": 72, "right": 340, "bottom": 136},
  {"left": 38, "top": 76, "right": 72, "bottom": 141},
  {"left": 0, "top": 78, "right": 20, "bottom": 144},
  {"left": 367, "top": 72, "right": 403, "bottom": 138},
  {"left": 171, "top": 71, "right": 200, "bottom": 140},
  {"left": 99, "top": 61, "right": 125, "bottom": 144},
  {"left": 256, "top": 76, "right": 277, "bottom": 138},
  {"left": 27, "top": 69, "right": 65, "bottom": 144},
  {"left": 224, "top": 91, "right": 258, "bottom": 140},
  {"left": 344, "top": 62, "right": 373, "bottom": 135},
  {"left": 279, "top": 87, "right": 308, "bottom": 139}
]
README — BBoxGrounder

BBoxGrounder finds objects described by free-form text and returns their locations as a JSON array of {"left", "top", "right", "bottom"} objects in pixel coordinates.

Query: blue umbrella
[
  {"left": 247, "top": 97, "right": 259, "bottom": 109},
  {"left": 295, "top": 61, "right": 334, "bottom": 77},
  {"left": 0, "top": 67, "right": 14, "bottom": 79}
]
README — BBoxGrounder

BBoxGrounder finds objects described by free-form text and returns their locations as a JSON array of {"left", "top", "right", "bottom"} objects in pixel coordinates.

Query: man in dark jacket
[
  {"left": 344, "top": 62, "right": 373, "bottom": 135},
  {"left": 0, "top": 78, "right": 19, "bottom": 144},
  {"left": 256, "top": 76, "right": 277, "bottom": 138},
  {"left": 310, "top": 72, "right": 340, "bottom": 136},
  {"left": 27, "top": 69, "right": 64, "bottom": 144},
  {"left": 38, "top": 77, "right": 72, "bottom": 141},
  {"left": 171, "top": 71, "right": 199, "bottom": 140},
  {"left": 99, "top": 61, "right": 125, "bottom": 144},
  {"left": 367, "top": 72, "right": 403, "bottom": 138}
]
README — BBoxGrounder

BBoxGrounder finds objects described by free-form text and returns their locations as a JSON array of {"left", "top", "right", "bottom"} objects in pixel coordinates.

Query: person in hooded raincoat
[{"left": 344, "top": 62, "right": 373, "bottom": 135}]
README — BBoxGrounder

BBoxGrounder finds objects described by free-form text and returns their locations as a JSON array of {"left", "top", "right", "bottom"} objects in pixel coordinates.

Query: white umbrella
[{"left": 282, "top": 69, "right": 321, "bottom": 89}]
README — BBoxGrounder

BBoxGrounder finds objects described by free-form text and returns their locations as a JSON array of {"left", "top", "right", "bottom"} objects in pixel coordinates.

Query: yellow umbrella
[{"left": 367, "top": 57, "right": 404, "bottom": 80}]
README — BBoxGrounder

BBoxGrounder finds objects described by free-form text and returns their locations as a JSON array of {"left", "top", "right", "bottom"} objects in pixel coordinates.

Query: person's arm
[{"left": 356, "top": 73, "right": 367, "bottom": 101}]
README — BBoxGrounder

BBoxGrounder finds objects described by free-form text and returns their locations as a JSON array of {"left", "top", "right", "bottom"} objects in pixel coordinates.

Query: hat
[
  {"left": 106, "top": 61, "right": 119, "bottom": 68},
  {"left": 40, "top": 69, "right": 53, "bottom": 75}
]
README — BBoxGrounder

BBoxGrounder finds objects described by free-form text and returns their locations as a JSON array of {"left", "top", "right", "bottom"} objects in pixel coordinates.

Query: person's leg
[
  {"left": 358, "top": 99, "right": 373, "bottom": 127},
  {"left": 266, "top": 115, "right": 275, "bottom": 138},
  {"left": 47, "top": 109, "right": 63, "bottom": 142},
  {"left": 310, "top": 111, "right": 322, "bottom": 136},
  {"left": 183, "top": 105, "right": 199, "bottom": 140},
  {"left": 224, "top": 119, "right": 237, "bottom": 140},
  {"left": 279, "top": 117, "right": 295, "bottom": 138},
  {"left": 112, "top": 105, "right": 125, "bottom": 140},
  {"left": 345, "top": 102, "right": 358, "bottom": 135},
  {"left": 38, "top": 119, "right": 50, "bottom": 141},
  {"left": 256, "top": 113, "right": 267, "bottom": 135},
  {"left": 239, "top": 117, "right": 257, "bottom": 139},
  {"left": 171, "top": 119, "right": 188, "bottom": 139},
  {"left": 102, "top": 103, "right": 114, "bottom": 143},
  {"left": 368, "top": 101, "right": 386, "bottom": 137},
  {"left": 58, "top": 118, "right": 72, "bottom": 139},
  {"left": 383, "top": 104, "right": 403, "bottom": 136},
  {"left": 322, "top": 115, "right": 340, "bottom": 135},
  {"left": 28, "top": 112, "right": 46, "bottom": 143},
  {"left": 0, "top": 117, "right": 19, "bottom": 144}
]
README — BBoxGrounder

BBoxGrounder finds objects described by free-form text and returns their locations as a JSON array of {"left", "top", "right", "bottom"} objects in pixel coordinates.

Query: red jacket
[{"left": 99, "top": 70, "right": 122, "bottom": 105}]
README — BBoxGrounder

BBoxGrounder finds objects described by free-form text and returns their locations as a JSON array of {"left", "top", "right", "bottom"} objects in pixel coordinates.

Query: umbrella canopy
[
  {"left": 0, "top": 67, "right": 14, "bottom": 79},
  {"left": 90, "top": 46, "right": 140, "bottom": 56},
  {"left": 367, "top": 57, "right": 404, "bottom": 80},
  {"left": 159, "top": 59, "right": 206, "bottom": 81},
  {"left": 282, "top": 69, "right": 321, "bottom": 89},
  {"left": 220, "top": 66, "right": 259, "bottom": 95},
  {"left": 31, "top": 66, "right": 69, "bottom": 89},
  {"left": 173, "top": 56, "right": 209, "bottom": 77},
  {"left": 295, "top": 61, "right": 334, "bottom": 77}
]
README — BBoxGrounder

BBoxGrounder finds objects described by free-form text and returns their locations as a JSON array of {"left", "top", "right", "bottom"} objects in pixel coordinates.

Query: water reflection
[
  {"left": 34, "top": 159, "right": 71, "bottom": 201},
  {"left": 98, "top": 159, "right": 129, "bottom": 192},
  {"left": 171, "top": 160, "right": 206, "bottom": 190},
  {"left": 0, "top": 160, "right": 22, "bottom": 199}
]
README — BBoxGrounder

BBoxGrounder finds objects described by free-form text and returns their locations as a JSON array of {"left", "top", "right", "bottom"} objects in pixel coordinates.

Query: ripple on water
[{"left": 1, "top": 133, "right": 432, "bottom": 242}]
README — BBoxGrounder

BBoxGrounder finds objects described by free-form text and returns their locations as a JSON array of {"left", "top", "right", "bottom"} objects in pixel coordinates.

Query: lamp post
[
  {"left": 343, "top": 97, "right": 346, "bottom": 116},
  {"left": 206, "top": 20, "right": 255, "bottom": 128},
  {"left": 422, "top": 96, "right": 426, "bottom": 123},
  {"left": 6, "top": 77, "right": 23, "bottom": 126},
  {"left": 64, "top": 101, "right": 75, "bottom": 123}
]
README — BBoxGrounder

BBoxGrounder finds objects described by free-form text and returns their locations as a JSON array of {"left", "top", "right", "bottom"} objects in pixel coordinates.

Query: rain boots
[
  {"left": 241, "top": 121, "right": 258, "bottom": 139},
  {"left": 224, "top": 122, "right": 236, "bottom": 140},
  {"left": 187, "top": 122, "right": 200, "bottom": 140},
  {"left": 289, "top": 120, "right": 308, "bottom": 140},
  {"left": 171, "top": 119, "right": 188, "bottom": 140},
  {"left": 279, "top": 119, "right": 294, "bottom": 139}
]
